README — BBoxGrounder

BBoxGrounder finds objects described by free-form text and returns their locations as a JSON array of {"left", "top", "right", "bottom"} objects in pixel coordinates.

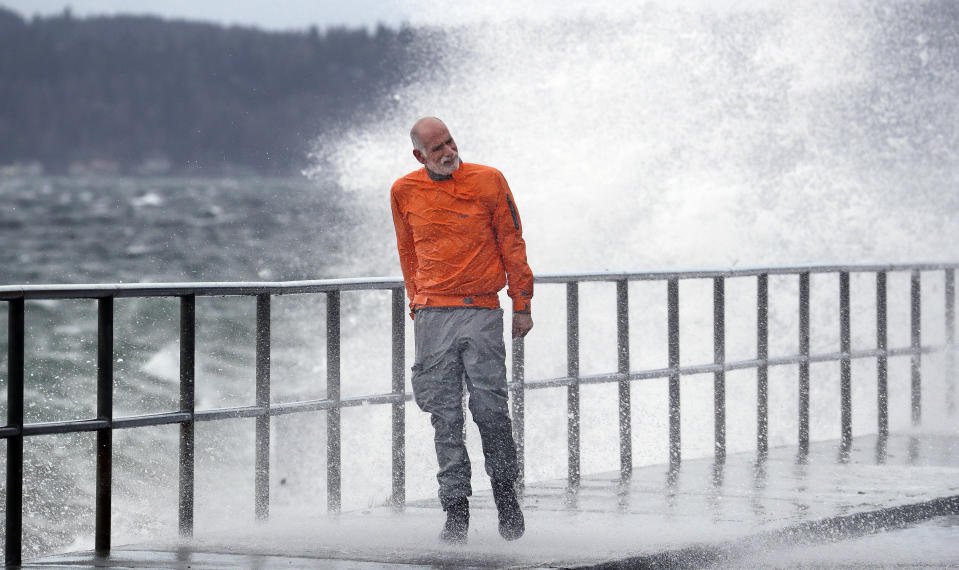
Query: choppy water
[
  {"left": 1, "top": 176, "right": 372, "bottom": 557},
  {"left": 0, "top": 176, "right": 361, "bottom": 285}
]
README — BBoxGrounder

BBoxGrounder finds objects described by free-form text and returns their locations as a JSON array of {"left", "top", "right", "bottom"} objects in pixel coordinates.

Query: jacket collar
[{"left": 426, "top": 168, "right": 453, "bottom": 182}]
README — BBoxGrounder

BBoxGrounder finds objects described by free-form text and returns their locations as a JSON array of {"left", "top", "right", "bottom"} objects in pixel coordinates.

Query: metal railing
[{"left": 2, "top": 263, "right": 957, "bottom": 566}]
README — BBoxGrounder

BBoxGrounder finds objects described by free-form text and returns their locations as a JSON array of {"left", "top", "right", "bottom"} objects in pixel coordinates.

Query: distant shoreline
[{"left": 0, "top": 6, "right": 418, "bottom": 177}]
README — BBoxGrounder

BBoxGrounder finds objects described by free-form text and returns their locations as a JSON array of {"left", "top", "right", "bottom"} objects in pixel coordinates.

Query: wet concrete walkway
[{"left": 23, "top": 433, "right": 959, "bottom": 568}]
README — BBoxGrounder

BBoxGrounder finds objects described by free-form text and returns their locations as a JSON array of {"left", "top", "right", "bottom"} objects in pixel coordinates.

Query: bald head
[
  {"left": 410, "top": 117, "right": 461, "bottom": 176},
  {"left": 410, "top": 117, "right": 448, "bottom": 152}
]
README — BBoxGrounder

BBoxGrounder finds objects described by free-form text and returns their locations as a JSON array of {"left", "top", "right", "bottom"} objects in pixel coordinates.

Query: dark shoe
[
  {"left": 439, "top": 497, "right": 469, "bottom": 544},
  {"left": 492, "top": 480, "right": 525, "bottom": 541}
]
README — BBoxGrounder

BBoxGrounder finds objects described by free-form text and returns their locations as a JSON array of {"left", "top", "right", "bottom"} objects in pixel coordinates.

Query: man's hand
[{"left": 512, "top": 313, "right": 533, "bottom": 338}]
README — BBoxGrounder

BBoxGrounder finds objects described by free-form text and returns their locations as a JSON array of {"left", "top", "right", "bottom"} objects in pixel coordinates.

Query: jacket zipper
[{"left": 506, "top": 194, "right": 520, "bottom": 230}]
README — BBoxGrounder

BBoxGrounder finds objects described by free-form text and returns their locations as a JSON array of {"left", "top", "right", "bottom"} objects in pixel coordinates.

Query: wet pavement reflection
[{"left": 24, "top": 433, "right": 959, "bottom": 569}]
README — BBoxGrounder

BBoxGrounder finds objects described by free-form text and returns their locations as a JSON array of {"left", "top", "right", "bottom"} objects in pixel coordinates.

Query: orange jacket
[{"left": 391, "top": 162, "right": 533, "bottom": 315}]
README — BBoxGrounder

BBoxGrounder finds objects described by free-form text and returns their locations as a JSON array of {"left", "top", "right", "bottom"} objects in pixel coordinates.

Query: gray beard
[{"left": 429, "top": 156, "right": 461, "bottom": 177}]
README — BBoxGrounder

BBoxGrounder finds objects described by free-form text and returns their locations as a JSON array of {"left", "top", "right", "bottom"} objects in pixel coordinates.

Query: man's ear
[{"left": 413, "top": 149, "right": 426, "bottom": 165}]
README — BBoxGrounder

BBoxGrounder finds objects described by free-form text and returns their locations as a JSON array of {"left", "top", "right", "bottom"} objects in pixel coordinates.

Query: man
[{"left": 390, "top": 117, "right": 534, "bottom": 544}]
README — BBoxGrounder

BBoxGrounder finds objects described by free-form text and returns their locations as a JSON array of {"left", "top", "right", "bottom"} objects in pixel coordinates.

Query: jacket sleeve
[
  {"left": 390, "top": 186, "right": 419, "bottom": 307},
  {"left": 490, "top": 172, "right": 534, "bottom": 313}
]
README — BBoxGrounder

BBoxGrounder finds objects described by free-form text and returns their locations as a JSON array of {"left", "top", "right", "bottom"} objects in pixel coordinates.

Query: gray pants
[{"left": 411, "top": 307, "right": 518, "bottom": 505}]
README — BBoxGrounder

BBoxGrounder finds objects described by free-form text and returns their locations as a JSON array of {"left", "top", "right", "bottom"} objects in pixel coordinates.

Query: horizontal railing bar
[
  {"left": 724, "top": 358, "right": 770, "bottom": 371},
  {"left": 192, "top": 393, "right": 416, "bottom": 423},
  {"left": 5, "top": 340, "right": 951, "bottom": 439},
  {"left": 2, "top": 395, "right": 424, "bottom": 438},
  {"left": 667, "top": 363, "right": 719, "bottom": 376},
  {"left": 581, "top": 372, "right": 625, "bottom": 386},
  {"left": 534, "top": 262, "right": 959, "bottom": 284},
  {"left": 268, "top": 400, "right": 325, "bottom": 416},
  {"left": 339, "top": 393, "right": 410, "bottom": 408},
  {"left": 520, "top": 343, "right": 956, "bottom": 391},
  {"left": 3, "top": 417, "right": 191, "bottom": 438},
  {"left": 3, "top": 263, "right": 958, "bottom": 300},
  {"left": 890, "top": 345, "right": 946, "bottom": 357},
  {"left": 113, "top": 412, "right": 193, "bottom": 430},
  {"left": 195, "top": 406, "right": 266, "bottom": 422},
  {"left": 0, "top": 278, "right": 406, "bottom": 301},
  {"left": 629, "top": 368, "right": 677, "bottom": 381},
  {"left": 271, "top": 393, "right": 411, "bottom": 416},
  {"left": 522, "top": 376, "right": 578, "bottom": 390},
  {"left": 21, "top": 419, "right": 109, "bottom": 436},
  {"left": 2, "top": 342, "right": 951, "bottom": 439},
  {"left": 270, "top": 400, "right": 331, "bottom": 416}
]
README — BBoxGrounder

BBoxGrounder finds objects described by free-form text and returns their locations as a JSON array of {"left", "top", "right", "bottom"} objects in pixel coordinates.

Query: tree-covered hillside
[{"left": 0, "top": 6, "right": 416, "bottom": 175}]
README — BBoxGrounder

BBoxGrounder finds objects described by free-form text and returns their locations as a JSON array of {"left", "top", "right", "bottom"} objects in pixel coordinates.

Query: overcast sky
[
  {"left": 2, "top": 1, "right": 672, "bottom": 31},
  {"left": 0, "top": 0, "right": 416, "bottom": 30},
  {"left": 1, "top": 1, "right": 769, "bottom": 31}
]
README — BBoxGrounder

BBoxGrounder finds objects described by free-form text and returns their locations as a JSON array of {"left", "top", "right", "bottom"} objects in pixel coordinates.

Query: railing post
[
  {"left": 390, "top": 288, "right": 406, "bottom": 509},
  {"left": 798, "top": 272, "right": 810, "bottom": 459},
  {"left": 512, "top": 332, "right": 526, "bottom": 492},
  {"left": 756, "top": 274, "right": 769, "bottom": 461},
  {"left": 911, "top": 270, "right": 922, "bottom": 426},
  {"left": 616, "top": 280, "right": 631, "bottom": 482},
  {"left": 713, "top": 277, "right": 726, "bottom": 463},
  {"left": 255, "top": 294, "right": 271, "bottom": 521},
  {"left": 945, "top": 269, "right": 955, "bottom": 416},
  {"left": 178, "top": 295, "right": 195, "bottom": 537},
  {"left": 667, "top": 278, "right": 681, "bottom": 468},
  {"left": 876, "top": 273, "right": 888, "bottom": 439},
  {"left": 5, "top": 299, "right": 25, "bottom": 567},
  {"left": 95, "top": 297, "right": 114, "bottom": 555},
  {"left": 327, "top": 291, "right": 341, "bottom": 512},
  {"left": 566, "top": 282, "right": 580, "bottom": 491},
  {"left": 839, "top": 272, "right": 852, "bottom": 458}
]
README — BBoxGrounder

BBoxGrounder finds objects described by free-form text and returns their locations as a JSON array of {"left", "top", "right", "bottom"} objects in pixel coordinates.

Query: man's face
[{"left": 413, "top": 122, "right": 461, "bottom": 176}]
